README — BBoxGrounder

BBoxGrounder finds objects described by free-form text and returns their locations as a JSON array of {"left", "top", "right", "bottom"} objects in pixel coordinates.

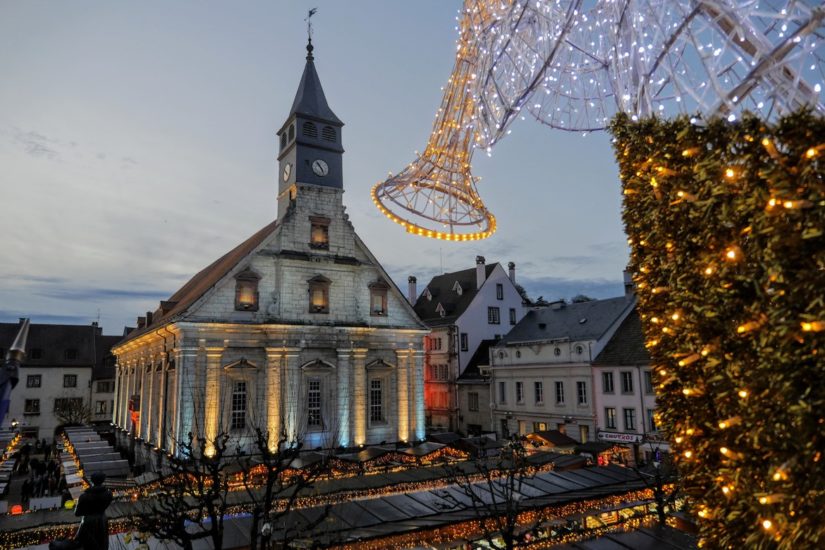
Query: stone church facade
[{"left": 112, "top": 41, "right": 428, "bottom": 460}]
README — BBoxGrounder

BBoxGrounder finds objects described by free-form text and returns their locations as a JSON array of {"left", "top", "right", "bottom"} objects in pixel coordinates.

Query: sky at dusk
[{"left": 0, "top": 1, "right": 629, "bottom": 334}]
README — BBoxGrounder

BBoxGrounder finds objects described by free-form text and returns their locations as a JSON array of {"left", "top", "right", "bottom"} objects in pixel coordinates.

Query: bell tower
[{"left": 276, "top": 36, "right": 344, "bottom": 220}]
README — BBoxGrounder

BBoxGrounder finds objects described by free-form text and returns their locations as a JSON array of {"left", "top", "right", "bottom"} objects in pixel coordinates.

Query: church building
[{"left": 112, "top": 40, "right": 428, "bottom": 459}]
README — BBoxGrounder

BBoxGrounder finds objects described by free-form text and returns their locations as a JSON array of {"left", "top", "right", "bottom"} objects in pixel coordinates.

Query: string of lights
[{"left": 373, "top": 0, "right": 824, "bottom": 239}]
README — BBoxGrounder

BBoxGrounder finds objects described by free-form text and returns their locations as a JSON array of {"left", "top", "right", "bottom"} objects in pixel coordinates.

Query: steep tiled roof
[
  {"left": 457, "top": 338, "right": 496, "bottom": 381},
  {"left": 120, "top": 219, "right": 279, "bottom": 344},
  {"left": 593, "top": 308, "right": 650, "bottom": 365},
  {"left": 413, "top": 264, "right": 497, "bottom": 326},
  {"left": 500, "top": 296, "right": 633, "bottom": 345}
]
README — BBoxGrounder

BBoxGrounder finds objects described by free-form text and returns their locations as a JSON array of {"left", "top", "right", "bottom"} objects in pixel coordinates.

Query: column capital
[
  {"left": 204, "top": 347, "right": 224, "bottom": 358},
  {"left": 265, "top": 346, "right": 302, "bottom": 356},
  {"left": 351, "top": 348, "right": 369, "bottom": 358}
]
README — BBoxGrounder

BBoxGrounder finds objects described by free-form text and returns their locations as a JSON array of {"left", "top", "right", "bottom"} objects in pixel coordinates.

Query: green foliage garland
[{"left": 610, "top": 110, "right": 825, "bottom": 549}]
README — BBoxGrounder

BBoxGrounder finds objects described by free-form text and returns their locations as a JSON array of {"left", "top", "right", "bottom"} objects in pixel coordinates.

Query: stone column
[
  {"left": 137, "top": 357, "right": 149, "bottom": 440},
  {"left": 123, "top": 362, "right": 133, "bottom": 433},
  {"left": 203, "top": 348, "right": 223, "bottom": 456},
  {"left": 143, "top": 357, "right": 155, "bottom": 444},
  {"left": 165, "top": 361, "right": 178, "bottom": 453},
  {"left": 336, "top": 349, "right": 352, "bottom": 447},
  {"left": 352, "top": 349, "right": 368, "bottom": 446},
  {"left": 282, "top": 349, "right": 302, "bottom": 445},
  {"left": 412, "top": 349, "right": 426, "bottom": 441},
  {"left": 395, "top": 349, "right": 410, "bottom": 442},
  {"left": 264, "top": 348, "right": 283, "bottom": 450},
  {"left": 155, "top": 352, "right": 167, "bottom": 449},
  {"left": 175, "top": 347, "right": 199, "bottom": 454},
  {"left": 112, "top": 364, "right": 121, "bottom": 427}
]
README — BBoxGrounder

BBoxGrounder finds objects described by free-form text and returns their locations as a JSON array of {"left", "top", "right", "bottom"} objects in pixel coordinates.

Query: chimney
[
  {"left": 508, "top": 262, "right": 516, "bottom": 283},
  {"left": 137, "top": 316, "right": 146, "bottom": 329},
  {"left": 408, "top": 276, "right": 417, "bottom": 304},
  {"left": 476, "top": 256, "right": 486, "bottom": 288},
  {"left": 623, "top": 269, "right": 635, "bottom": 297},
  {"left": 145, "top": 311, "right": 153, "bottom": 325}
]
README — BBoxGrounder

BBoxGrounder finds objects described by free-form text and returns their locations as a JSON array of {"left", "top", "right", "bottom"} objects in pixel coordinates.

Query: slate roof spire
[{"left": 288, "top": 35, "right": 342, "bottom": 125}]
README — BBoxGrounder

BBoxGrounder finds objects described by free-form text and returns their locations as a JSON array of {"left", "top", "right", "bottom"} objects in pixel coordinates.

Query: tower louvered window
[
  {"left": 302, "top": 121, "right": 318, "bottom": 138},
  {"left": 321, "top": 125, "right": 336, "bottom": 142}
]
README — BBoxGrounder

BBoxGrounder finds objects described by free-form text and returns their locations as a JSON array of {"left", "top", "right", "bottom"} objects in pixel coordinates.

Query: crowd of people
[{"left": 12, "top": 438, "right": 69, "bottom": 507}]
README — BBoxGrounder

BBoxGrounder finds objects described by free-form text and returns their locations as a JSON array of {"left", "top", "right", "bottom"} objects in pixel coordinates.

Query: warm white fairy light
[{"left": 373, "top": 0, "right": 825, "bottom": 240}]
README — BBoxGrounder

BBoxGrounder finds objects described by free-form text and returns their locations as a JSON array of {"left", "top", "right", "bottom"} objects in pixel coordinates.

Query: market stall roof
[
  {"left": 336, "top": 446, "right": 392, "bottom": 463},
  {"left": 401, "top": 441, "right": 446, "bottom": 457},
  {"left": 576, "top": 442, "right": 614, "bottom": 455},
  {"left": 527, "top": 430, "right": 579, "bottom": 448}
]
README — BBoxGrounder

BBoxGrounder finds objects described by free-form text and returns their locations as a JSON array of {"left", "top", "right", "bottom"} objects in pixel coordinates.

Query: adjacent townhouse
[
  {"left": 412, "top": 257, "right": 528, "bottom": 431},
  {"left": 489, "top": 293, "right": 636, "bottom": 444},
  {"left": 592, "top": 307, "right": 669, "bottom": 465}
]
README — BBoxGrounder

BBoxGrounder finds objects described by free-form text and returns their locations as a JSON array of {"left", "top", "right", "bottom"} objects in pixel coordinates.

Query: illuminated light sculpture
[{"left": 373, "top": 0, "right": 824, "bottom": 239}]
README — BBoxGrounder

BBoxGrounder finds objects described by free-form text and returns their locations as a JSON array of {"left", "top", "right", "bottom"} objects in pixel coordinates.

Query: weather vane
[{"left": 305, "top": 8, "right": 317, "bottom": 40}]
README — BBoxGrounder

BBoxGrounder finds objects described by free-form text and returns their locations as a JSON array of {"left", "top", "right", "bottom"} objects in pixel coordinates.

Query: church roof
[
  {"left": 413, "top": 264, "right": 498, "bottom": 326},
  {"left": 119, "top": 219, "right": 279, "bottom": 344},
  {"left": 288, "top": 42, "right": 342, "bottom": 126}
]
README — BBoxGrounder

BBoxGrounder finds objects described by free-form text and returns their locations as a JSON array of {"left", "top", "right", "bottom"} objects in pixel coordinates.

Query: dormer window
[
  {"left": 436, "top": 303, "right": 446, "bottom": 318},
  {"left": 302, "top": 121, "right": 318, "bottom": 138},
  {"left": 234, "top": 267, "right": 261, "bottom": 311},
  {"left": 369, "top": 279, "right": 389, "bottom": 316},
  {"left": 308, "top": 274, "right": 331, "bottom": 314},
  {"left": 309, "top": 216, "right": 330, "bottom": 250},
  {"left": 321, "top": 126, "right": 336, "bottom": 142},
  {"left": 452, "top": 281, "right": 463, "bottom": 295},
  {"left": 424, "top": 288, "right": 432, "bottom": 301}
]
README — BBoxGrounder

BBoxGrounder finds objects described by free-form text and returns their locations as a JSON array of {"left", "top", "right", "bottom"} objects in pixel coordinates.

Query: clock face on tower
[
  {"left": 311, "top": 159, "right": 329, "bottom": 177},
  {"left": 282, "top": 163, "right": 292, "bottom": 182}
]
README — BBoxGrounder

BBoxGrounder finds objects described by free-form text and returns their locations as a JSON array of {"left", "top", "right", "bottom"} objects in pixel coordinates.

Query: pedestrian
[
  {"left": 44, "top": 441, "right": 51, "bottom": 462},
  {"left": 21, "top": 479, "right": 31, "bottom": 505},
  {"left": 34, "top": 439, "right": 41, "bottom": 453}
]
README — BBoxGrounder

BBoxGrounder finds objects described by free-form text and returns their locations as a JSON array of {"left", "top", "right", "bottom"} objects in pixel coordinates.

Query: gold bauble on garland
[{"left": 611, "top": 110, "right": 825, "bottom": 549}]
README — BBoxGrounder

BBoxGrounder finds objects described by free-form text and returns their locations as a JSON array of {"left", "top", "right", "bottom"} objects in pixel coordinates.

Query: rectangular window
[
  {"left": 460, "top": 333, "right": 468, "bottom": 351},
  {"left": 498, "top": 381, "right": 507, "bottom": 404},
  {"left": 647, "top": 408, "right": 657, "bottom": 432},
  {"left": 500, "top": 418, "right": 508, "bottom": 438},
  {"left": 468, "top": 392, "right": 479, "bottom": 412},
  {"left": 370, "top": 288, "right": 387, "bottom": 316},
  {"left": 624, "top": 408, "right": 636, "bottom": 431},
  {"left": 54, "top": 397, "right": 83, "bottom": 413},
  {"left": 63, "top": 374, "right": 77, "bottom": 388},
  {"left": 557, "top": 423, "right": 566, "bottom": 434},
  {"left": 24, "top": 399, "right": 40, "bottom": 414},
  {"left": 438, "top": 364, "right": 448, "bottom": 381},
  {"left": 307, "top": 379, "right": 322, "bottom": 427},
  {"left": 95, "top": 401, "right": 107, "bottom": 414},
  {"left": 644, "top": 371, "right": 654, "bottom": 394},
  {"left": 533, "top": 422, "right": 547, "bottom": 432},
  {"left": 370, "top": 379, "right": 384, "bottom": 423},
  {"left": 577, "top": 381, "right": 587, "bottom": 405},
  {"left": 64, "top": 348, "right": 79, "bottom": 360},
  {"left": 96, "top": 381, "right": 114, "bottom": 393},
  {"left": 509, "top": 308, "right": 516, "bottom": 325},
  {"left": 515, "top": 382, "right": 524, "bottom": 403},
  {"left": 429, "top": 337, "right": 443, "bottom": 351},
  {"left": 534, "top": 381, "right": 544, "bottom": 404},
  {"left": 496, "top": 283, "right": 504, "bottom": 300},
  {"left": 231, "top": 381, "right": 247, "bottom": 430},
  {"left": 621, "top": 371, "right": 634, "bottom": 393},
  {"left": 309, "top": 216, "right": 330, "bottom": 249},
  {"left": 487, "top": 306, "right": 500, "bottom": 324},
  {"left": 27, "top": 375, "right": 41, "bottom": 388},
  {"left": 605, "top": 407, "right": 617, "bottom": 429},
  {"left": 602, "top": 372, "right": 614, "bottom": 393},
  {"left": 579, "top": 425, "right": 589, "bottom": 443},
  {"left": 555, "top": 381, "right": 565, "bottom": 404}
]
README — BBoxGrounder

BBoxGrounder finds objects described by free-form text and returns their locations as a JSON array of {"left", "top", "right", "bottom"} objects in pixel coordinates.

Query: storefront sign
[{"left": 598, "top": 431, "right": 643, "bottom": 443}]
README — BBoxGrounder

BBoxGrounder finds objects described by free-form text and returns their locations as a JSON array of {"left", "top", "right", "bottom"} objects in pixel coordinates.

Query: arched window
[
  {"left": 280, "top": 133, "right": 287, "bottom": 150},
  {"left": 369, "top": 279, "right": 390, "bottom": 316},
  {"left": 308, "top": 274, "right": 331, "bottom": 313},
  {"left": 321, "top": 126, "right": 336, "bottom": 142},
  {"left": 302, "top": 121, "right": 318, "bottom": 138},
  {"left": 288, "top": 124, "right": 295, "bottom": 142}
]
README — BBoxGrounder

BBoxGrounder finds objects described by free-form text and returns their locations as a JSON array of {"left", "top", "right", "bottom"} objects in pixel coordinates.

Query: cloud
[
  {"left": 0, "top": 311, "right": 97, "bottom": 326},
  {"left": 517, "top": 275, "right": 625, "bottom": 303},
  {"left": 34, "top": 287, "right": 169, "bottom": 302},
  {"left": 11, "top": 128, "right": 59, "bottom": 160}
]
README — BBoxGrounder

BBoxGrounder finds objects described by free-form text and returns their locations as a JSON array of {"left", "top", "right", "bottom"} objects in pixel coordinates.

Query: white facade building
[
  {"left": 412, "top": 258, "right": 528, "bottom": 432},
  {"left": 489, "top": 296, "right": 635, "bottom": 444},
  {"left": 112, "top": 42, "right": 428, "bottom": 463},
  {"left": 592, "top": 308, "right": 670, "bottom": 464}
]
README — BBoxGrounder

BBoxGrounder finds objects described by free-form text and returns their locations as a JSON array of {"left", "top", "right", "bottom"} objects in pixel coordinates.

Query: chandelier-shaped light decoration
[{"left": 372, "top": 0, "right": 825, "bottom": 240}]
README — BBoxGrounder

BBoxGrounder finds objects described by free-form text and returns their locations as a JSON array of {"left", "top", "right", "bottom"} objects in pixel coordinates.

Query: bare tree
[
  {"left": 237, "top": 428, "right": 334, "bottom": 550},
  {"left": 55, "top": 397, "right": 92, "bottom": 426},
  {"left": 132, "top": 432, "right": 232, "bottom": 550},
  {"left": 440, "top": 436, "right": 550, "bottom": 550}
]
